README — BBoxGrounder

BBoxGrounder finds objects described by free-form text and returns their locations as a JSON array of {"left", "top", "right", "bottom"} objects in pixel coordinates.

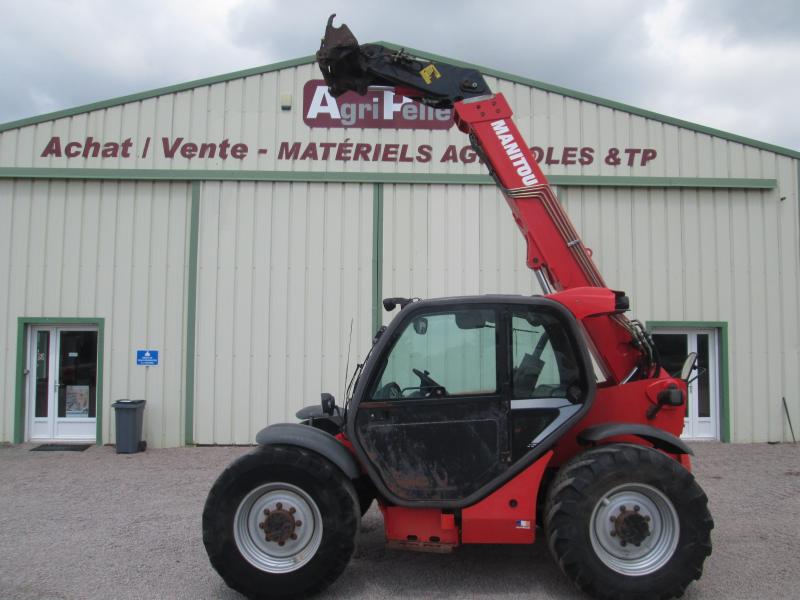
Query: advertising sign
[{"left": 302, "top": 79, "right": 454, "bottom": 130}]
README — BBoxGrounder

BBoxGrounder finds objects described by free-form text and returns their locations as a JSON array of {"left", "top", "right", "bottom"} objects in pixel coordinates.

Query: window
[
  {"left": 511, "top": 311, "right": 581, "bottom": 399},
  {"left": 371, "top": 309, "right": 497, "bottom": 399}
]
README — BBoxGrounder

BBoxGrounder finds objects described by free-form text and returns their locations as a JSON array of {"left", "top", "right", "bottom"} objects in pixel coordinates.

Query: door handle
[{"left": 368, "top": 409, "right": 388, "bottom": 421}]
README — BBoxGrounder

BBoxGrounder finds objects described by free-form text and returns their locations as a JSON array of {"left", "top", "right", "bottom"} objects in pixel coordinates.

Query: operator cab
[{"left": 349, "top": 295, "right": 596, "bottom": 506}]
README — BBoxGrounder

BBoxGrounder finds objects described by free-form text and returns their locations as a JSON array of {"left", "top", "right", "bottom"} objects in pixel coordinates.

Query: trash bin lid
[{"left": 112, "top": 399, "right": 146, "bottom": 408}]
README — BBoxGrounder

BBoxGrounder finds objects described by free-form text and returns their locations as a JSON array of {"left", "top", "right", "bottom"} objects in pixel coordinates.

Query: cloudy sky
[{"left": 1, "top": 0, "right": 798, "bottom": 150}]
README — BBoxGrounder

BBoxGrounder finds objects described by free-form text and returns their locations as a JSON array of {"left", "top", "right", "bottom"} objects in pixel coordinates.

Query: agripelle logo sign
[{"left": 302, "top": 79, "right": 454, "bottom": 129}]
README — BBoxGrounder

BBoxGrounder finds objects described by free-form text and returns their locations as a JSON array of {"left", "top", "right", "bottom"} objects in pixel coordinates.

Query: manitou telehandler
[{"left": 203, "top": 17, "right": 713, "bottom": 600}]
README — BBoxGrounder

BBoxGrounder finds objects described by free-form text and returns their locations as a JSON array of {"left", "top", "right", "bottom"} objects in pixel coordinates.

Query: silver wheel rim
[
  {"left": 589, "top": 483, "right": 680, "bottom": 576},
  {"left": 233, "top": 482, "right": 323, "bottom": 574}
]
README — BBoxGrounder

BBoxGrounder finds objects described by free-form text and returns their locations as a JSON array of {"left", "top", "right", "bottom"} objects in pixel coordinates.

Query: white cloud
[{"left": 639, "top": 0, "right": 800, "bottom": 147}]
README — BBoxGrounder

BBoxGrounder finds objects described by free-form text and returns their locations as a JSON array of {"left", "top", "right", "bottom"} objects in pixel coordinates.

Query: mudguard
[
  {"left": 577, "top": 422, "right": 693, "bottom": 456},
  {"left": 255, "top": 422, "right": 361, "bottom": 479}
]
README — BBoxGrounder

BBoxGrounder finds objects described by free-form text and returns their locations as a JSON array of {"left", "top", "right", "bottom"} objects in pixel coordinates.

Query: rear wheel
[
  {"left": 545, "top": 444, "right": 713, "bottom": 600},
  {"left": 203, "top": 445, "right": 359, "bottom": 599}
]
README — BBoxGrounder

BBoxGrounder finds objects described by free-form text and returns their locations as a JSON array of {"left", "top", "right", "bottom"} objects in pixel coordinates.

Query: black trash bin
[{"left": 112, "top": 399, "right": 146, "bottom": 453}]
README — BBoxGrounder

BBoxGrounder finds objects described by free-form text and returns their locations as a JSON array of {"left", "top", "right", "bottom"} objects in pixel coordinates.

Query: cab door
[{"left": 355, "top": 306, "right": 508, "bottom": 502}]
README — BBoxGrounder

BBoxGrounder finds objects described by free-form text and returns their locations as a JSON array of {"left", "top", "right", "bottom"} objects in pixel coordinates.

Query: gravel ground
[{"left": 1, "top": 441, "right": 798, "bottom": 600}]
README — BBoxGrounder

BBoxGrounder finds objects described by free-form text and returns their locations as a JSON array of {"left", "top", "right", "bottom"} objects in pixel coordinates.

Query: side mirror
[
  {"left": 646, "top": 384, "right": 684, "bottom": 419},
  {"left": 321, "top": 393, "right": 336, "bottom": 416},
  {"left": 413, "top": 317, "right": 428, "bottom": 335},
  {"left": 680, "top": 352, "right": 698, "bottom": 381}
]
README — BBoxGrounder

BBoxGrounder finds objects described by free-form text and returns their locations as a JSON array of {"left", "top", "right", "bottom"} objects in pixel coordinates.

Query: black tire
[
  {"left": 544, "top": 444, "right": 713, "bottom": 600},
  {"left": 203, "top": 445, "right": 359, "bottom": 599}
]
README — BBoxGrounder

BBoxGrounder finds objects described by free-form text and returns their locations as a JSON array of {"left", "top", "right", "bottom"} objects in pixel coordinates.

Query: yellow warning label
[{"left": 419, "top": 64, "right": 442, "bottom": 85}]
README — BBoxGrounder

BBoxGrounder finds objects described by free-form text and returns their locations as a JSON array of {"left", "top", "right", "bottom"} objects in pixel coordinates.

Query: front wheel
[
  {"left": 545, "top": 444, "right": 713, "bottom": 600},
  {"left": 203, "top": 445, "right": 359, "bottom": 599}
]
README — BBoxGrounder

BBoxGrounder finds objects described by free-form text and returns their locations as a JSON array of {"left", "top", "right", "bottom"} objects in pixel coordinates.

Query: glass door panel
[
  {"left": 58, "top": 330, "right": 97, "bottom": 419},
  {"left": 35, "top": 331, "right": 50, "bottom": 418}
]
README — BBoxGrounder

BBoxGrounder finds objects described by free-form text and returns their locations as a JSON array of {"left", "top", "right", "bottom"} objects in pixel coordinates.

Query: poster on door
[{"left": 65, "top": 385, "right": 90, "bottom": 417}]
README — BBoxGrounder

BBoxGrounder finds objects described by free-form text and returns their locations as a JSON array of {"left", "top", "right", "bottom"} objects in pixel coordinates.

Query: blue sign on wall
[{"left": 136, "top": 349, "right": 159, "bottom": 366}]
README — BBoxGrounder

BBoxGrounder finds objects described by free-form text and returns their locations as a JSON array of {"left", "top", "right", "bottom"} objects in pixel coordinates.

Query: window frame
[{"left": 366, "top": 305, "right": 505, "bottom": 402}]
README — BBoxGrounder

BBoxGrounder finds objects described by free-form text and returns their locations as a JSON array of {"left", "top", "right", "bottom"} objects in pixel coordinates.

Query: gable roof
[{"left": 1, "top": 42, "right": 798, "bottom": 160}]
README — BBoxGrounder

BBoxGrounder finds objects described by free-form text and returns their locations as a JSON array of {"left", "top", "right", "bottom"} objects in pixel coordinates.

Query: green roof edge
[
  {"left": 0, "top": 53, "right": 317, "bottom": 134},
  {"left": 1, "top": 42, "right": 798, "bottom": 161}
]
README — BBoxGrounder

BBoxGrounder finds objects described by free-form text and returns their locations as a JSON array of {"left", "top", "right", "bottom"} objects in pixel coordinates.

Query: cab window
[
  {"left": 511, "top": 311, "right": 581, "bottom": 399},
  {"left": 371, "top": 309, "right": 497, "bottom": 399}
]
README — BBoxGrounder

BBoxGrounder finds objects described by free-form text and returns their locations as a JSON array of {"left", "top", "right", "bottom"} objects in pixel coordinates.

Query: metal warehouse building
[{"left": 1, "top": 47, "right": 798, "bottom": 448}]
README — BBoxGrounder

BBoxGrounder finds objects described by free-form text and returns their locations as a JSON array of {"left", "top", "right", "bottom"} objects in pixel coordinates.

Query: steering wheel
[
  {"left": 376, "top": 382, "right": 402, "bottom": 399},
  {"left": 412, "top": 368, "right": 446, "bottom": 397}
]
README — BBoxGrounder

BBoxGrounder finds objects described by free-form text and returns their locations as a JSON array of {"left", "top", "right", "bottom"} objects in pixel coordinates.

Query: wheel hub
[
  {"left": 610, "top": 504, "right": 651, "bottom": 547},
  {"left": 234, "top": 482, "right": 323, "bottom": 574},
  {"left": 589, "top": 483, "right": 680, "bottom": 576},
  {"left": 259, "top": 502, "right": 303, "bottom": 545}
]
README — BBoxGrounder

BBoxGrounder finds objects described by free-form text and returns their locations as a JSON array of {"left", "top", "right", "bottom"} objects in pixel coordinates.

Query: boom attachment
[
  {"left": 317, "top": 16, "right": 657, "bottom": 384},
  {"left": 318, "top": 15, "right": 490, "bottom": 106}
]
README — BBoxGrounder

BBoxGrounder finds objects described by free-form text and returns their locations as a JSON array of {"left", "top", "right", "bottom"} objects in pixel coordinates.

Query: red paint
[
  {"left": 549, "top": 376, "right": 687, "bottom": 469},
  {"left": 381, "top": 506, "right": 459, "bottom": 547},
  {"left": 461, "top": 451, "right": 553, "bottom": 544}
]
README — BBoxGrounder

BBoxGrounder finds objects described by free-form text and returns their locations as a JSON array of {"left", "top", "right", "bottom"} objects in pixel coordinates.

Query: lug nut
[
  {"left": 634, "top": 505, "right": 640, "bottom": 512},
  {"left": 620, "top": 505, "right": 626, "bottom": 512},
  {"left": 289, "top": 507, "right": 296, "bottom": 514},
  {"left": 621, "top": 541, "right": 627, "bottom": 547},
  {"left": 259, "top": 522, "right": 265, "bottom": 529},
  {"left": 276, "top": 503, "right": 283, "bottom": 510},
  {"left": 296, "top": 520, "right": 302, "bottom": 527},
  {"left": 644, "top": 516, "right": 651, "bottom": 522},
  {"left": 278, "top": 541, "right": 285, "bottom": 547},
  {"left": 610, "top": 531, "right": 616, "bottom": 537},
  {"left": 290, "top": 534, "right": 297, "bottom": 540},
  {"left": 610, "top": 516, "right": 616, "bottom": 522},
  {"left": 263, "top": 509, "right": 270, "bottom": 515}
]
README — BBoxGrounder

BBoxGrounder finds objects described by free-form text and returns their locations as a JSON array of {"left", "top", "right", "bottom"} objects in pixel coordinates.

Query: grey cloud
[
  {"left": 1, "top": 0, "right": 797, "bottom": 150},
  {"left": 681, "top": 0, "right": 800, "bottom": 43}
]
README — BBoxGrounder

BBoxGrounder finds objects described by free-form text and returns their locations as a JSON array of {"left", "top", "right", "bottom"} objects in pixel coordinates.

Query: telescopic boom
[{"left": 317, "top": 16, "right": 657, "bottom": 384}]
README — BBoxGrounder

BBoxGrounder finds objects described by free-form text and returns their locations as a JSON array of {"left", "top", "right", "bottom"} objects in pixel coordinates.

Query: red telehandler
[{"left": 203, "top": 17, "right": 713, "bottom": 600}]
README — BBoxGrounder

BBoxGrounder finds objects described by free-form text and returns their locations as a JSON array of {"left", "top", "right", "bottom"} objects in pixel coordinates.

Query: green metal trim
[
  {"left": 1, "top": 43, "right": 796, "bottom": 158},
  {"left": 184, "top": 182, "right": 200, "bottom": 445},
  {"left": 13, "top": 322, "right": 25, "bottom": 443},
  {"left": 646, "top": 320, "right": 730, "bottom": 443},
  {"left": 0, "top": 54, "right": 317, "bottom": 133},
  {"left": 14, "top": 317, "right": 105, "bottom": 445},
  {"left": 0, "top": 168, "right": 778, "bottom": 190},
  {"left": 372, "top": 183, "right": 384, "bottom": 334},
  {"left": 550, "top": 176, "right": 776, "bottom": 190}
]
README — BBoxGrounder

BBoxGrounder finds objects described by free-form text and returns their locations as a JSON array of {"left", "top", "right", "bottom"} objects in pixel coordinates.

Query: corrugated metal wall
[
  {"left": 0, "top": 179, "right": 190, "bottom": 447},
  {"left": 1, "top": 58, "right": 798, "bottom": 444},
  {"left": 192, "top": 181, "right": 373, "bottom": 444},
  {"left": 381, "top": 184, "right": 537, "bottom": 305}
]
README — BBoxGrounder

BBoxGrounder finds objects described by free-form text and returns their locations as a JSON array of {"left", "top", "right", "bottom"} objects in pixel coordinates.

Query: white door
[
  {"left": 27, "top": 326, "right": 99, "bottom": 442},
  {"left": 651, "top": 329, "right": 719, "bottom": 440}
]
